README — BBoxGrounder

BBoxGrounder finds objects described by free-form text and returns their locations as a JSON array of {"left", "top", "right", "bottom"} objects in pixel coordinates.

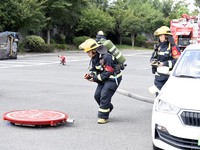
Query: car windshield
[
  {"left": 0, "top": 32, "right": 18, "bottom": 44},
  {"left": 173, "top": 50, "right": 200, "bottom": 78}
]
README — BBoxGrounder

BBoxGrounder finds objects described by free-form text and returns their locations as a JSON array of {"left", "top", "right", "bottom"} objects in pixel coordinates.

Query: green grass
[{"left": 116, "top": 44, "right": 152, "bottom": 50}]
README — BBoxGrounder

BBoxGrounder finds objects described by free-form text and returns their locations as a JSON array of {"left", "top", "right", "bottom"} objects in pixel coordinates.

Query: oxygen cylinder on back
[{"left": 102, "top": 40, "right": 126, "bottom": 64}]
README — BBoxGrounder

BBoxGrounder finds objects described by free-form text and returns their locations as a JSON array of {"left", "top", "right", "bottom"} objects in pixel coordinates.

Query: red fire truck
[{"left": 170, "top": 14, "right": 200, "bottom": 51}]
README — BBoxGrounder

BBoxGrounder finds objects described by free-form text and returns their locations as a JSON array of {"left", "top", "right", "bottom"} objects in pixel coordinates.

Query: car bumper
[{"left": 152, "top": 110, "right": 200, "bottom": 150}]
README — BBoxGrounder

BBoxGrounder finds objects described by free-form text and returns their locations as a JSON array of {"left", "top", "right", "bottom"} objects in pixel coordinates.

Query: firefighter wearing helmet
[
  {"left": 150, "top": 26, "right": 181, "bottom": 96},
  {"left": 79, "top": 38, "right": 122, "bottom": 124},
  {"left": 96, "top": 30, "right": 107, "bottom": 43}
]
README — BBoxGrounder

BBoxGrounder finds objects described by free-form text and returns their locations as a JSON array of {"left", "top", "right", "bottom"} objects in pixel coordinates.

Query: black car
[{"left": 0, "top": 31, "right": 18, "bottom": 59}]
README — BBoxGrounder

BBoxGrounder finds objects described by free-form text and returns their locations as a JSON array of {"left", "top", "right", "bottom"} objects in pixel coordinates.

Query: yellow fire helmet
[
  {"left": 97, "top": 30, "right": 104, "bottom": 35},
  {"left": 79, "top": 38, "right": 100, "bottom": 52},
  {"left": 154, "top": 26, "right": 172, "bottom": 36}
]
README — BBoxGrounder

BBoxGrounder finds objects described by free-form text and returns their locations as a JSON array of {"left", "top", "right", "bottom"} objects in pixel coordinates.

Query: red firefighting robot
[{"left": 58, "top": 55, "right": 66, "bottom": 65}]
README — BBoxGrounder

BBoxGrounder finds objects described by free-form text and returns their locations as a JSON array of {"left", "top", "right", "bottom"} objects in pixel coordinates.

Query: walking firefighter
[{"left": 79, "top": 38, "right": 124, "bottom": 124}]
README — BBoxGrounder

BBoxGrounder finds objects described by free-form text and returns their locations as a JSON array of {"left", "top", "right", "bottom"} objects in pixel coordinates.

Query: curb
[{"left": 117, "top": 89, "right": 154, "bottom": 104}]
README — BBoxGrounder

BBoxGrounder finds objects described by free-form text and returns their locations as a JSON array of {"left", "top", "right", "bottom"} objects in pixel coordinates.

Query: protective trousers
[
  {"left": 154, "top": 74, "right": 169, "bottom": 95},
  {"left": 94, "top": 79, "right": 121, "bottom": 120}
]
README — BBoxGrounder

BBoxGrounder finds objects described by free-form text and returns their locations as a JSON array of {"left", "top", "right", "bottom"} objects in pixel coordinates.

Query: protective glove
[
  {"left": 84, "top": 73, "right": 94, "bottom": 82},
  {"left": 151, "top": 59, "right": 160, "bottom": 67},
  {"left": 114, "top": 64, "right": 121, "bottom": 74}
]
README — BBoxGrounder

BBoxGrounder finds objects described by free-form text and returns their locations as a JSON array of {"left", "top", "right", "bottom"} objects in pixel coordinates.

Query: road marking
[
  {"left": 0, "top": 51, "right": 151, "bottom": 69},
  {"left": 0, "top": 57, "right": 89, "bottom": 69}
]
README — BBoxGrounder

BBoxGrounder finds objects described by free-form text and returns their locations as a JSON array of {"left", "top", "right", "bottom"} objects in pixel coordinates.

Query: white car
[{"left": 152, "top": 44, "right": 200, "bottom": 150}]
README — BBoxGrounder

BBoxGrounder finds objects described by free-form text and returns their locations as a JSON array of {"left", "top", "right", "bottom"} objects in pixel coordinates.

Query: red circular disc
[{"left": 3, "top": 110, "right": 68, "bottom": 126}]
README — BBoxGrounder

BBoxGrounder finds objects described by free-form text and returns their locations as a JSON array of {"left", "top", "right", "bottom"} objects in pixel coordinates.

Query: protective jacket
[
  {"left": 150, "top": 41, "right": 180, "bottom": 91},
  {"left": 151, "top": 41, "right": 180, "bottom": 71},
  {"left": 90, "top": 52, "right": 122, "bottom": 84}
]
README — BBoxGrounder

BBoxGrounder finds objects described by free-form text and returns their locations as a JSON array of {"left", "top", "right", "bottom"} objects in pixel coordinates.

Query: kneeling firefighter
[
  {"left": 79, "top": 38, "right": 122, "bottom": 124},
  {"left": 150, "top": 26, "right": 181, "bottom": 95}
]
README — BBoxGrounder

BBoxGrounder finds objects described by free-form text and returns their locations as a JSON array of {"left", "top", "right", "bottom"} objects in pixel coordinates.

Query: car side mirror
[{"left": 157, "top": 66, "right": 170, "bottom": 75}]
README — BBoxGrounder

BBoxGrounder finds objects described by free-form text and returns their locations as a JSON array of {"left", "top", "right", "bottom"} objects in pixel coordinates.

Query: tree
[
  {"left": 151, "top": 0, "right": 162, "bottom": 10},
  {"left": 0, "top": 0, "right": 46, "bottom": 34},
  {"left": 161, "top": 0, "right": 174, "bottom": 18},
  {"left": 133, "top": 3, "right": 163, "bottom": 33},
  {"left": 166, "top": 1, "right": 189, "bottom": 26},
  {"left": 77, "top": 6, "right": 115, "bottom": 37},
  {"left": 43, "top": 0, "right": 72, "bottom": 44},
  {"left": 121, "top": 9, "right": 143, "bottom": 47},
  {"left": 43, "top": 0, "right": 88, "bottom": 44},
  {"left": 176, "top": 6, "right": 189, "bottom": 17},
  {"left": 58, "top": 0, "right": 88, "bottom": 43},
  {"left": 194, "top": 0, "right": 200, "bottom": 7},
  {"left": 92, "top": 0, "right": 109, "bottom": 10},
  {"left": 110, "top": 1, "right": 163, "bottom": 46},
  {"left": 108, "top": 0, "right": 128, "bottom": 44}
]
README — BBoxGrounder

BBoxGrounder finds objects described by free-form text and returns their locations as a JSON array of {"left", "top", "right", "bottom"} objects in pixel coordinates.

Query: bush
[
  {"left": 39, "top": 44, "right": 55, "bottom": 53},
  {"left": 145, "top": 41, "right": 158, "bottom": 49},
  {"left": 66, "top": 44, "right": 78, "bottom": 50},
  {"left": 73, "top": 36, "right": 90, "bottom": 47},
  {"left": 135, "top": 35, "right": 147, "bottom": 47},
  {"left": 18, "top": 42, "right": 25, "bottom": 52},
  {"left": 122, "top": 37, "right": 132, "bottom": 45},
  {"left": 50, "top": 38, "right": 56, "bottom": 44},
  {"left": 54, "top": 44, "right": 67, "bottom": 50},
  {"left": 53, "top": 44, "right": 77, "bottom": 51},
  {"left": 54, "top": 34, "right": 66, "bottom": 44},
  {"left": 22, "top": 35, "right": 45, "bottom": 52}
]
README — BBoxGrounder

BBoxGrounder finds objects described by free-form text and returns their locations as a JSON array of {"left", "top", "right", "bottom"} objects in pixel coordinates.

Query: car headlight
[{"left": 156, "top": 99, "right": 180, "bottom": 114}]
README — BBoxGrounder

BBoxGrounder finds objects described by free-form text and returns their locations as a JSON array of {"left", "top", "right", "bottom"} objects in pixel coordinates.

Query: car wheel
[{"left": 153, "top": 144, "right": 163, "bottom": 150}]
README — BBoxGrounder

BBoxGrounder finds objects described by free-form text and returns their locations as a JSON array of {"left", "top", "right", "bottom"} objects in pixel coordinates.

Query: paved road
[{"left": 0, "top": 50, "right": 155, "bottom": 150}]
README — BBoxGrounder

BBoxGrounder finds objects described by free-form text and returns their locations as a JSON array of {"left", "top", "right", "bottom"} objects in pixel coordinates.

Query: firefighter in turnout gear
[
  {"left": 96, "top": 30, "right": 106, "bottom": 43},
  {"left": 79, "top": 38, "right": 122, "bottom": 124},
  {"left": 150, "top": 26, "right": 181, "bottom": 95}
]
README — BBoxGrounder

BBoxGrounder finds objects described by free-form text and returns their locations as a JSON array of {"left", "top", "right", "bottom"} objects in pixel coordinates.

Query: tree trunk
[
  {"left": 131, "top": 33, "right": 135, "bottom": 47},
  {"left": 119, "top": 34, "right": 122, "bottom": 45},
  {"left": 47, "top": 29, "right": 50, "bottom": 44}
]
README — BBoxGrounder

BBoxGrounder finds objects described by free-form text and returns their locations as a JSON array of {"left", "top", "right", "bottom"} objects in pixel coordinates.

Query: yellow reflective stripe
[
  {"left": 99, "top": 108, "right": 110, "bottom": 113},
  {"left": 97, "top": 74, "right": 102, "bottom": 81},
  {"left": 116, "top": 53, "right": 122, "bottom": 59},
  {"left": 155, "top": 72, "right": 160, "bottom": 76},
  {"left": 109, "top": 46, "right": 116, "bottom": 53},
  {"left": 110, "top": 72, "right": 122, "bottom": 78},
  {"left": 91, "top": 71, "right": 97, "bottom": 75},
  {"left": 112, "top": 55, "right": 115, "bottom": 60},
  {"left": 158, "top": 52, "right": 165, "bottom": 55},
  {"left": 158, "top": 51, "right": 169, "bottom": 55},
  {"left": 95, "top": 65, "right": 101, "bottom": 70},
  {"left": 168, "top": 60, "right": 172, "bottom": 69},
  {"left": 167, "top": 43, "right": 171, "bottom": 51}
]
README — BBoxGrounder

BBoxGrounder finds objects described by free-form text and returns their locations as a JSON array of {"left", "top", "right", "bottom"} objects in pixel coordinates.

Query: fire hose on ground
[{"left": 116, "top": 88, "right": 154, "bottom": 104}]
